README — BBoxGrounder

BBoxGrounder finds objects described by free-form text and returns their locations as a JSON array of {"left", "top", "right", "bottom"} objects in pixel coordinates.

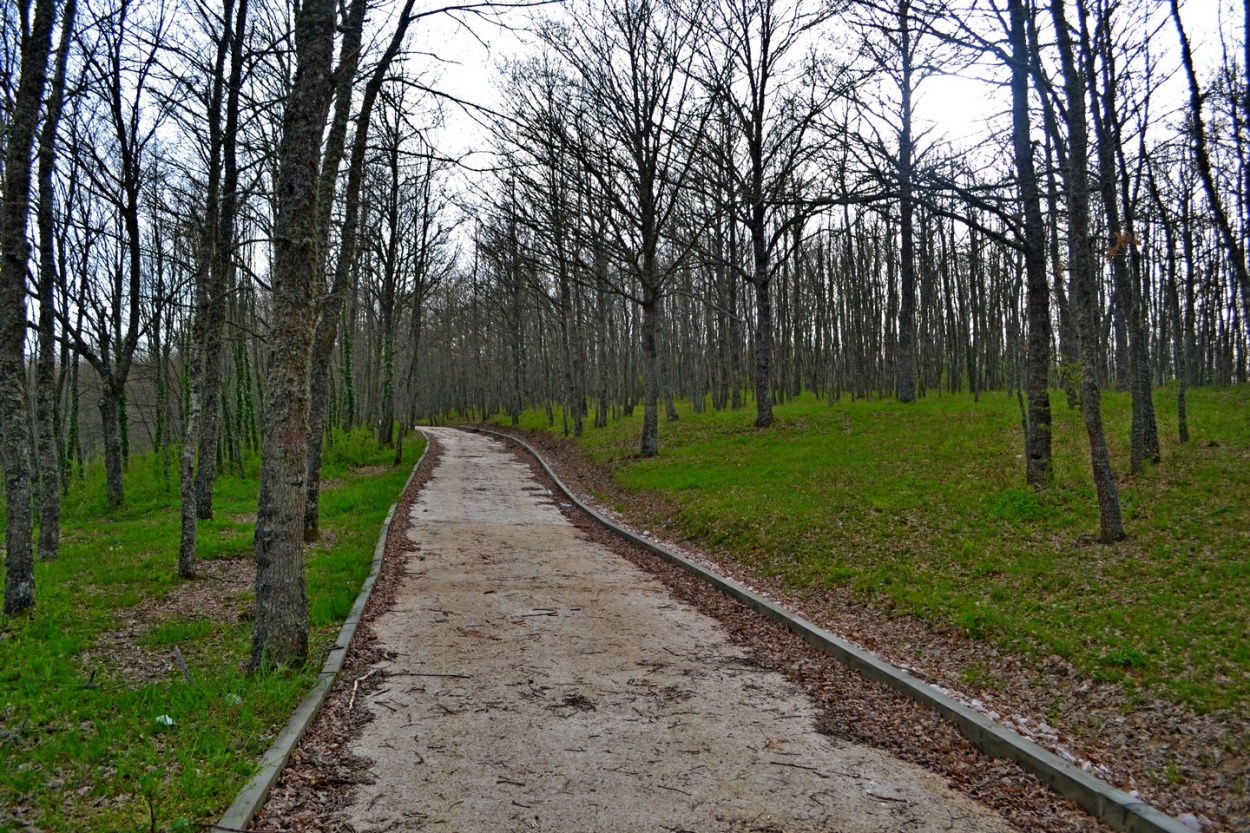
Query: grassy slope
[
  {"left": 0, "top": 430, "right": 420, "bottom": 832},
  {"left": 506, "top": 387, "right": 1249, "bottom": 716}
]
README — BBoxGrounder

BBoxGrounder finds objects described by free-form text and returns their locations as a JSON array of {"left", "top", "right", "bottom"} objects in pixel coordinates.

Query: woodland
[{"left": 0, "top": 0, "right": 1248, "bottom": 824}]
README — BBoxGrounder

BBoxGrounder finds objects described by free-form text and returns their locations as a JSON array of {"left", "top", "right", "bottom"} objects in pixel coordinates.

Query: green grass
[
  {"left": 503, "top": 386, "right": 1250, "bottom": 716},
  {"left": 0, "top": 429, "right": 421, "bottom": 832}
]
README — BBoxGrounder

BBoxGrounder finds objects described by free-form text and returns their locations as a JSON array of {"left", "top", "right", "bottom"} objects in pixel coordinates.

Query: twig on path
[
  {"left": 770, "top": 760, "right": 830, "bottom": 780},
  {"left": 657, "top": 784, "right": 693, "bottom": 796},
  {"left": 348, "top": 668, "right": 380, "bottom": 712}
]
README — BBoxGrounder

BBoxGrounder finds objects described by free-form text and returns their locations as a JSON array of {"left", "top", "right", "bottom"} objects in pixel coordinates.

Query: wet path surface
[{"left": 342, "top": 427, "right": 1017, "bottom": 832}]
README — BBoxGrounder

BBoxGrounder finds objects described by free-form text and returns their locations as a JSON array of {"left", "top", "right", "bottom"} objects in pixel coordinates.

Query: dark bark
[
  {"left": 751, "top": 269, "right": 774, "bottom": 426},
  {"left": 640, "top": 291, "right": 660, "bottom": 457},
  {"left": 1008, "top": 0, "right": 1053, "bottom": 488},
  {"left": 1171, "top": 0, "right": 1250, "bottom": 341},
  {"left": 34, "top": 0, "right": 75, "bottom": 562},
  {"left": 1050, "top": 0, "right": 1126, "bottom": 543},
  {"left": 375, "top": 114, "right": 402, "bottom": 449},
  {"left": 1087, "top": 7, "right": 1158, "bottom": 472},
  {"left": 252, "top": 0, "right": 337, "bottom": 669},
  {"left": 195, "top": 0, "right": 250, "bottom": 520},
  {"left": 1145, "top": 162, "right": 1190, "bottom": 444},
  {"left": 305, "top": 0, "right": 415, "bottom": 538},
  {"left": 895, "top": 0, "right": 917, "bottom": 404},
  {"left": 594, "top": 220, "right": 610, "bottom": 428},
  {"left": 1, "top": 0, "right": 55, "bottom": 615},
  {"left": 181, "top": 0, "right": 236, "bottom": 575},
  {"left": 178, "top": 363, "right": 204, "bottom": 579},
  {"left": 99, "top": 384, "right": 126, "bottom": 511}
]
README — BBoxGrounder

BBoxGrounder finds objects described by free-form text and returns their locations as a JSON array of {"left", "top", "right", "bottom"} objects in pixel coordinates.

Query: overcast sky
[{"left": 399, "top": 0, "right": 1236, "bottom": 222}]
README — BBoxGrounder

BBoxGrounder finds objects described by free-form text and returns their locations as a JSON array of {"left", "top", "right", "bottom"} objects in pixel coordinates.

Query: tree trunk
[
  {"left": 34, "top": 0, "right": 75, "bottom": 561},
  {"left": 179, "top": 382, "right": 203, "bottom": 577},
  {"left": 252, "top": 0, "right": 336, "bottom": 669},
  {"left": 896, "top": 0, "right": 917, "bottom": 404},
  {"left": 1008, "top": 0, "right": 1053, "bottom": 488},
  {"left": 1087, "top": 16, "right": 1158, "bottom": 473},
  {"left": 1, "top": 0, "right": 54, "bottom": 612},
  {"left": 183, "top": 0, "right": 237, "bottom": 567},
  {"left": 1050, "top": 0, "right": 1126, "bottom": 542},
  {"left": 304, "top": 0, "right": 414, "bottom": 538},
  {"left": 217, "top": 0, "right": 249, "bottom": 479},
  {"left": 640, "top": 292, "right": 660, "bottom": 457},
  {"left": 99, "top": 382, "right": 125, "bottom": 510},
  {"left": 751, "top": 274, "right": 774, "bottom": 427}
]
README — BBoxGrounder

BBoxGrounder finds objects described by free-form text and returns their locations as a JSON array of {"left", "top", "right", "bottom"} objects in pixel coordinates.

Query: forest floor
[{"left": 488, "top": 386, "right": 1248, "bottom": 831}]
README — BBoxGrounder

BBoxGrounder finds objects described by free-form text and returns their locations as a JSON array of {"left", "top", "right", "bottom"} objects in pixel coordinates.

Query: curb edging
[
  {"left": 481, "top": 427, "right": 1191, "bottom": 833},
  {"left": 213, "top": 437, "right": 430, "bottom": 832}
]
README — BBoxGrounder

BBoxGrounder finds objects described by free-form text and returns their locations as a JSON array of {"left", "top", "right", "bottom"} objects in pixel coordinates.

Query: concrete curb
[
  {"left": 213, "top": 438, "right": 430, "bottom": 833},
  {"left": 482, "top": 428, "right": 1191, "bottom": 833}
]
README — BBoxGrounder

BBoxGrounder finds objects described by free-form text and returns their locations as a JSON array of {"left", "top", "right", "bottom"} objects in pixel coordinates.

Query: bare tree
[
  {"left": 538, "top": 0, "right": 710, "bottom": 455},
  {"left": 33, "top": 0, "right": 76, "bottom": 561},
  {"left": 180, "top": 0, "right": 248, "bottom": 577},
  {"left": 304, "top": 0, "right": 418, "bottom": 539},
  {"left": 1006, "top": 0, "right": 1053, "bottom": 487},
  {"left": 1, "top": 0, "right": 56, "bottom": 615},
  {"left": 251, "top": 0, "right": 336, "bottom": 669},
  {"left": 60, "top": 0, "right": 169, "bottom": 510},
  {"left": 697, "top": 0, "right": 840, "bottom": 426},
  {"left": 1170, "top": 0, "right": 1250, "bottom": 343},
  {"left": 1048, "top": 0, "right": 1126, "bottom": 542}
]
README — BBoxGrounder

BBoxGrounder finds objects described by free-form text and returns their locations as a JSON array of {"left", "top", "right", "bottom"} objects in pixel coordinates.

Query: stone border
[
  {"left": 482, "top": 428, "right": 1191, "bottom": 833},
  {"left": 213, "top": 438, "right": 430, "bottom": 833}
]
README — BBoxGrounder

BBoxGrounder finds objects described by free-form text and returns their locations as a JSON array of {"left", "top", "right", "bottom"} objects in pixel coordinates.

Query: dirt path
[{"left": 341, "top": 428, "right": 1017, "bottom": 832}]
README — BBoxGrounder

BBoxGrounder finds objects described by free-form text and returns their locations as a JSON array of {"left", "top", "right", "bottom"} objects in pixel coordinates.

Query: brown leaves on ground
[{"left": 79, "top": 556, "right": 253, "bottom": 688}]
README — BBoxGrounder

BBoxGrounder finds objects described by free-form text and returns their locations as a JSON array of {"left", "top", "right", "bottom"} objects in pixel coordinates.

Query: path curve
[{"left": 342, "top": 427, "right": 1017, "bottom": 832}]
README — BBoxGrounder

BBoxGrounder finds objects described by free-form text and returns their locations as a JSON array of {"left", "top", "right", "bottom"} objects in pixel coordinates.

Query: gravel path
[{"left": 340, "top": 427, "right": 1017, "bottom": 832}]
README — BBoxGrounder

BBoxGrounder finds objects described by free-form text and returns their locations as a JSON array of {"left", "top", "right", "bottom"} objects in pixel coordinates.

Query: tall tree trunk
[
  {"left": 1087, "top": 10, "right": 1158, "bottom": 472},
  {"left": 1, "top": 0, "right": 55, "bottom": 614},
  {"left": 178, "top": 359, "right": 204, "bottom": 577},
  {"left": 751, "top": 272, "right": 774, "bottom": 426},
  {"left": 34, "top": 0, "right": 74, "bottom": 561},
  {"left": 594, "top": 229, "right": 610, "bottom": 428},
  {"left": 182, "top": 0, "right": 236, "bottom": 573},
  {"left": 896, "top": 0, "right": 917, "bottom": 404},
  {"left": 305, "top": 0, "right": 415, "bottom": 538},
  {"left": 1008, "top": 0, "right": 1053, "bottom": 488},
  {"left": 1146, "top": 164, "right": 1190, "bottom": 443},
  {"left": 1051, "top": 0, "right": 1126, "bottom": 542},
  {"left": 195, "top": 0, "right": 250, "bottom": 519},
  {"left": 252, "top": 0, "right": 336, "bottom": 669}
]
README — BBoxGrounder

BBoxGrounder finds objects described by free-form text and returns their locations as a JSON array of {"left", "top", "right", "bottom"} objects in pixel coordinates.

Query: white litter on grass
[{"left": 155, "top": 715, "right": 175, "bottom": 727}]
